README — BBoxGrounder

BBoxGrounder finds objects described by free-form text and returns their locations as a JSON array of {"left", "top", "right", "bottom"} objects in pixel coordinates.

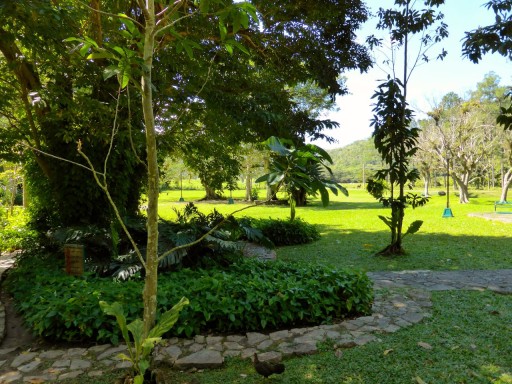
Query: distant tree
[
  {"left": 422, "top": 82, "right": 504, "bottom": 203},
  {"left": 240, "top": 144, "right": 266, "bottom": 201},
  {"left": 257, "top": 137, "right": 347, "bottom": 221},
  {"left": 415, "top": 120, "right": 442, "bottom": 196}
]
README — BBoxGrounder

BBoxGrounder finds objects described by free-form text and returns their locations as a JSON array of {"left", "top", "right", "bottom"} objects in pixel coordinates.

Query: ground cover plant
[
  {"left": 5, "top": 255, "right": 372, "bottom": 343},
  {"left": 0, "top": 208, "right": 36, "bottom": 253}
]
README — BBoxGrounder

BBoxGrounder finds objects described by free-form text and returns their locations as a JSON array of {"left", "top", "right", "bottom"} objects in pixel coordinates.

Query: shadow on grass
[
  {"left": 306, "top": 200, "right": 383, "bottom": 211},
  {"left": 279, "top": 225, "right": 512, "bottom": 271}
]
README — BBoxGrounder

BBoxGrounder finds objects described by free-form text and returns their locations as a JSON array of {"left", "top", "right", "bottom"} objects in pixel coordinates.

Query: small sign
[{"left": 64, "top": 244, "right": 84, "bottom": 276}]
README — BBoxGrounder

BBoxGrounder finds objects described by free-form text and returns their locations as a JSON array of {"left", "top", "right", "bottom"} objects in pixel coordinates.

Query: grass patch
[
  {"left": 157, "top": 188, "right": 512, "bottom": 272},
  {"left": 151, "top": 290, "right": 512, "bottom": 384}
]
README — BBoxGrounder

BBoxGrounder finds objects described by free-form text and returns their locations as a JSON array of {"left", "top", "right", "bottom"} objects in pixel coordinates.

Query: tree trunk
[
  {"left": 264, "top": 157, "right": 273, "bottom": 200},
  {"left": 22, "top": 175, "right": 29, "bottom": 208},
  {"left": 453, "top": 173, "right": 470, "bottom": 204},
  {"left": 204, "top": 185, "right": 218, "bottom": 200},
  {"left": 423, "top": 174, "right": 430, "bottom": 197},
  {"left": 500, "top": 168, "right": 512, "bottom": 202},
  {"left": 245, "top": 169, "right": 252, "bottom": 201},
  {"left": 293, "top": 188, "right": 307, "bottom": 207},
  {"left": 141, "top": 1, "right": 159, "bottom": 338}
]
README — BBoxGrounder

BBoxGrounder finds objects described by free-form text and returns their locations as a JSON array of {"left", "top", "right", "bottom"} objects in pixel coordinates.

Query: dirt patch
[{"left": 468, "top": 212, "right": 512, "bottom": 223}]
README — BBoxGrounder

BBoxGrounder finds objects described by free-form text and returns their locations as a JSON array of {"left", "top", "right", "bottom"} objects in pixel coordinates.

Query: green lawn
[
  {"left": 159, "top": 290, "right": 512, "bottom": 384},
  {"left": 158, "top": 188, "right": 512, "bottom": 272}
]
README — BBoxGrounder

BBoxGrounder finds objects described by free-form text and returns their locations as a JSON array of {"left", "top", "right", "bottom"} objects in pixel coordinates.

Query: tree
[
  {"left": 420, "top": 80, "right": 506, "bottom": 203},
  {"left": 463, "top": 0, "right": 512, "bottom": 130},
  {"left": 0, "top": 1, "right": 146, "bottom": 228},
  {"left": 240, "top": 144, "right": 266, "bottom": 201},
  {"left": 257, "top": 137, "right": 347, "bottom": 221},
  {"left": 365, "top": 0, "right": 446, "bottom": 255}
]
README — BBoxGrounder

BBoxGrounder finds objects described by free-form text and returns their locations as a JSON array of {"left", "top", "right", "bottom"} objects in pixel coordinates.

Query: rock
[
  {"left": 246, "top": 332, "right": 269, "bottom": 346},
  {"left": 70, "top": 359, "right": 92, "bottom": 370},
  {"left": 175, "top": 350, "right": 224, "bottom": 369},
  {"left": 58, "top": 370, "right": 84, "bottom": 380},
  {"left": 11, "top": 352, "right": 38, "bottom": 368},
  {"left": 241, "top": 242, "right": 276, "bottom": 261},
  {"left": 256, "top": 351, "right": 282, "bottom": 363},
  {"left": 39, "top": 350, "right": 65, "bottom": 360},
  {"left": 17, "top": 360, "right": 42, "bottom": 373},
  {"left": 278, "top": 343, "right": 317, "bottom": 356}
]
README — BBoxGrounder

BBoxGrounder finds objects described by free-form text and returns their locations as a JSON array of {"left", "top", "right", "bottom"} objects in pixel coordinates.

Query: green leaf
[
  {"left": 148, "top": 297, "right": 189, "bottom": 339},
  {"left": 378, "top": 215, "right": 393, "bottom": 230},
  {"left": 219, "top": 22, "right": 228, "bottom": 41},
  {"left": 99, "top": 301, "right": 130, "bottom": 346},
  {"left": 127, "top": 318, "right": 144, "bottom": 354},
  {"left": 86, "top": 52, "right": 116, "bottom": 60},
  {"left": 103, "top": 66, "right": 120, "bottom": 81},
  {"left": 199, "top": 0, "right": 210, "bottom": 13},
  {"left": 404, "top": 220, "right": 423, "bottom": 237},
  {"left": 225, "top": 43, "right": 233, "bottom": 55}
]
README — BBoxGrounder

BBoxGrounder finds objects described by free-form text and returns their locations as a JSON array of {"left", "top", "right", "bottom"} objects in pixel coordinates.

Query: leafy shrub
[
  {"left": 5, "top": 255, "right": 372, "bottom": 343},
  {"left": 0, "top": 210, "right": 37, "bottom": 252},
  {"left": 252, "top": 217, "right": 320, "bottom": 246}
]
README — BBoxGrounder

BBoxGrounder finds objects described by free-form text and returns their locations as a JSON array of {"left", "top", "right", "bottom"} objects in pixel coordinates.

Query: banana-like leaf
[
  {"left": 99, "top": 301, "right": 130, "bottom": 347},
  {"left": 127, "top": 318, "right": 144, "bottom": 357},
  {"left": 378, "top": 215, "right": 393, "bottom": 230},
  {"left": 148, "top": 297, "right": 189, "bottom": 339},
  {"left": 404, "top": 220, "right": 423, "bottom": 237}
]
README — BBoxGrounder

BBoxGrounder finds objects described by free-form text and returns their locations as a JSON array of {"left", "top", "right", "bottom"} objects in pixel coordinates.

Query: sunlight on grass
[
  {"left": 157, "top": 188, "right": 512, "bottom": 272},
  {"left": 158, "top": 291, "right": 511, "bottom": 384}
]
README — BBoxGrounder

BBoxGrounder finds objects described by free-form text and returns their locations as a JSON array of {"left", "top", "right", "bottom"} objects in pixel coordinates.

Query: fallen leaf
[
  {"left": 415, "top": 376, "right": 427, "bottom": 384},
  {"left": 383, "top": 349, "right": 394, "bottom": 356},
  {"left": 417, "top": 342, "right": 433, "bottom": 350}
]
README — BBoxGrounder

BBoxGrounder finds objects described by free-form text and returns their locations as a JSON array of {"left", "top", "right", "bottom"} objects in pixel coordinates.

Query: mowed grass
[
  {"left": 158, "top": 187, "right": 512, "bottom": 272},
  {"left": 148, "top": 290, "right": 512, "bottom": 384}
]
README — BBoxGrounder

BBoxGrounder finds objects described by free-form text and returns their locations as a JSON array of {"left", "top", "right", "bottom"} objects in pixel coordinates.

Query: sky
[{"left": 316, "top": 0, "right": 511, "bottom": 150}]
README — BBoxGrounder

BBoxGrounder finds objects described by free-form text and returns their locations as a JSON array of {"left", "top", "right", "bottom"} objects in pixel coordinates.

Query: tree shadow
[
  {"left": 278, "top": 225, "right": 512, "bottom": 271},
  {"left": 306, "top": 200, "right": 383, "bottom": 211}
]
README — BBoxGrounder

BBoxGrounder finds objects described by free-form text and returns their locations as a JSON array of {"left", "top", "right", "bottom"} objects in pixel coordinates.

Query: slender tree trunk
[
  {"left": 141, "top": 0, "right": 159, "bottom": 337},
  {"left": 245, "top": 166, "right": 252, "bottom": 201},
  {"left": 423, "top": 174, "right": 430, "bottom": 197}
]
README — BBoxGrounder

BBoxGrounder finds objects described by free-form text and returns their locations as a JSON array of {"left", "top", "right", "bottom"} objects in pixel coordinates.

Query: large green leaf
[
  {"left": 127, "top": 318, "right": 144, "bottom": 356},
  {"left": 404, "top": 220, "right": 423, "bottom": 237},
  {"left": 99, "top": 301, "right": 130, "bottom": 346},
  {"left": 148, "top": 297, "right": 189, "bottom": 339}
]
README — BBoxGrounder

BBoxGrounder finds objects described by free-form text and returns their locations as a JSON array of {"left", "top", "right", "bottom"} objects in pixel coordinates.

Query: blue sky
[{"left": 318, "top": 0, "right": 511, "bottom": 149}]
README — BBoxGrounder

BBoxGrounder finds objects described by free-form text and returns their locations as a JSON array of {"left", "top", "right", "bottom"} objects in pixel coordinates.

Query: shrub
[
  {"left": 5, "top": 255, "right": 373, "bottom": 343},
  {"left": 0, "top": 209, "right": 37, "bottom": 252},
  {"left": 252, "top": 217, "right": 320, "bottom": 246}
]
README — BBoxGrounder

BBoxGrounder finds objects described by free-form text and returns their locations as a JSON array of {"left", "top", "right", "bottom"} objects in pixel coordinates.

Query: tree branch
[{"left": 76, "top": 0, "right": 145, "bottom": 30}]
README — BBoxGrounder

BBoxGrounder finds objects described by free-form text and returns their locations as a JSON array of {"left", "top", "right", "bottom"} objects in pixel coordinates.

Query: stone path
[{"left": 0, "top": 252, "right": 510, "bottom": 383}]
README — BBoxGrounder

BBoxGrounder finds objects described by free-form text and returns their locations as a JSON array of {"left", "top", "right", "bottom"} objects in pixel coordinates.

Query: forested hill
[{"left": 327, "top": 139, "right": 381, "bottom": 183}]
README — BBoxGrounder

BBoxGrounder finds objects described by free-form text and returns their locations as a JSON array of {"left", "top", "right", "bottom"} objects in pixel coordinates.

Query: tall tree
[
  {"left": 463, "top": 0, "right": 512, "bottom": 130},
  {"left": 366, "top": 0, "right": 447, "bottom": 255},
  {"left": 0, "top": 1, "right": 146, "bottom": 227}
]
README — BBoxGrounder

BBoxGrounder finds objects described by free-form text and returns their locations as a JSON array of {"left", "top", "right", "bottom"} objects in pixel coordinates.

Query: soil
[{"left": 1, "top": 288, "right": 41, "bottom": 352}]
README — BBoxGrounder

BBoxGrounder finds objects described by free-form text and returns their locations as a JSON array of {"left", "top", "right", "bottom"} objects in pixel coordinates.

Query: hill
[{"left": 328, "top": 139, "right": 381, "bottom": 184}]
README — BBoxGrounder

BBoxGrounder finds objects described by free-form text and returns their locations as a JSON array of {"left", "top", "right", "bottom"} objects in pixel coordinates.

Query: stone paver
[{"left": 0, "top": 251, "right": 510, "bottom": 382}]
